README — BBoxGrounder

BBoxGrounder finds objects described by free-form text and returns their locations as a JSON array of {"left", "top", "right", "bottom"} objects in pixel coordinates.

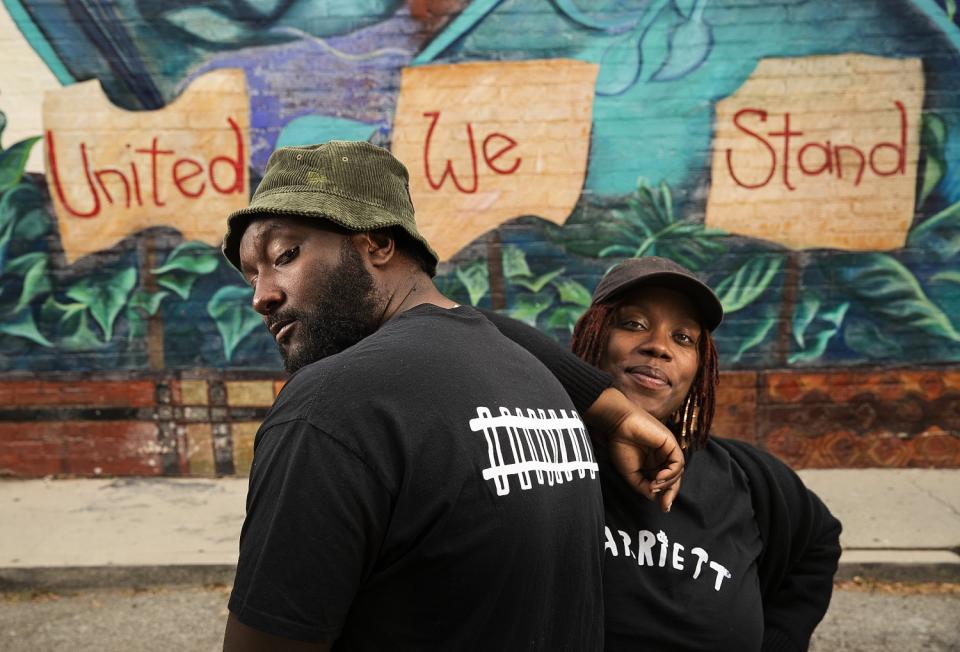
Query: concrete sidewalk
[{"left": 1, "top": 469, "right": 958, "bottom": 589}]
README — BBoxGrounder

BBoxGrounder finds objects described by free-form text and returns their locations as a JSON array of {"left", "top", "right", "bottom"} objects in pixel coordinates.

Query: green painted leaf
[
  {"left": 947, "top": 0, "right": 957, "bottom": 22},
  {"left": 0, "top": 307, "right": 52, "bottom": 347},
  {"left": 151, "top": 241, "right": 220, "bottom": 275},
  {"left": 41, "top": 297, "right": 86, "bottom": 323},
  {"left": 544, "top": 305, "right": 586, "bottom": 334},
  {"left": 125, "top": 306, "right": 148, "bottom": 341},
  {"left": 60, "top": 310, "right": 105, "bottom": 351},
  {"left": 829, "top": 253, "right": 960, "bottom": 342},
  {"left": 792, "top": 292, "right": 820, "bottom": 347},
  {"left": 931, "top": 271, "right": 960, "bottom": 284},
  {"left": 919, "top": 113, "right": 947, "bottom": 206},
  {"left": 511, "top": 268, "right": 565, "bottom": 293},
  {"left": 502, "top": 246, "right": 532, "bottom": 279},
  {"left": 157, "top": 272, "right": 200, "bottom": 300},
  {"left": 789, "top": 329, "right": 836, "bottom": 364},
  {"left": 206, "top": 285, "right": 261, "bottom": 362},
  {"left": 13, "top": 255, "right": 50, "bottom": 313},
  {"left": 907, "top": 199, "right": 960, "bottom": 259},
  {"left": 508, "top": 291, "right": 554, "bottom": 326},
  {"left": 788, "top": 302, "right": 848, "bottom": 364},
  {"left": 0, "top": 136, "right": 41, "bottom": 194},
  {"left": 0, "top": 183, "right": 48, "bottom": 242},
  {"left": 674, "top": 0, "right": 697, "bottom": 19},
  {"left": 4, "top": 252, "right": 45, "bottom": 275},
  {"left": 40, "top": 297, "right": 104, "bottom": 350},
  {"left": 715, "top": 254, "right": 784, "bottom": 314},
  {"left": 599, "top": 244, "right": 635, "bottom": 257},
  {"left": 161, "top": 5, "right": 265, "bottom": 44},
  {"left": 553, "top": 278, "right": 592, "bottom": 307},
  {"left": 129, "top": 289, "right": 170, "bottom": 316},
  {"left": 455, "top": 262, "right": 489, "bottom": 306},
  {"left": 843, "top": 316, "right": 904, "bottom": 359},
  {"left": 732, "top": 312, "right": 777, "bottom": 364},
  {"left": 12, "top": 207, "right": 50, "bottom": 241},
  {"left": 65, "top": 266, "right": 138, "bottom": 340},
  {"left": 0, "top": 221, "right": 13, "bottom": 274}
]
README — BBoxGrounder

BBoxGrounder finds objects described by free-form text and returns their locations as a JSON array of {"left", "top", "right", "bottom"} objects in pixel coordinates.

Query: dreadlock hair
[{"left": 570, "top": 300, "right": 720, "bottom": 451}]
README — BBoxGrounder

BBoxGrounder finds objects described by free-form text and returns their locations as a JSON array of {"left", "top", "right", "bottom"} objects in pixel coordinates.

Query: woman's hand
[{"left": 584, "top": 387, "right": 684, "bottom": 512}]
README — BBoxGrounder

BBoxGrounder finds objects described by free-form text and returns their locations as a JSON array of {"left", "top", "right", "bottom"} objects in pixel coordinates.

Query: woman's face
[{"left": 599, "top": 286, "right": 703, "bottom": 422}]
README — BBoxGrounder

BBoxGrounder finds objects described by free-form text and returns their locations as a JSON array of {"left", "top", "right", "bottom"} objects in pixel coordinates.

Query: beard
[{"left": 271, "top": 241, "right": 382, "bottom": 373}]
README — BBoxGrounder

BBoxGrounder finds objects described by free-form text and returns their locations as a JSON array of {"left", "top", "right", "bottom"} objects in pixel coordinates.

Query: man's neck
[{"left": 377, "top": 273, "right": 458, "bottom": 326}]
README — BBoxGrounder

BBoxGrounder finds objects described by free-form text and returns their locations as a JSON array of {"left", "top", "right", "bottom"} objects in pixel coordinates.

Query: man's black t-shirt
[
  {"left": 601, "top": 439, "right": 764, "bottom": 651},
  {"left": 229, "top": 305, "right": 604, "bottom": 651}
]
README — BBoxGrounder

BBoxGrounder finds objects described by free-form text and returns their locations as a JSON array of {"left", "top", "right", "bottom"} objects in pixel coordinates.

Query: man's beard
[{"left": 272, "top": 241, "right": 382, "bottom": 373}]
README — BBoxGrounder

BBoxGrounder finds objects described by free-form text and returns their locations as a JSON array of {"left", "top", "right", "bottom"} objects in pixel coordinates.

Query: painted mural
[{"left": 0, "top": 0, "right": 958, "bottom": 377}]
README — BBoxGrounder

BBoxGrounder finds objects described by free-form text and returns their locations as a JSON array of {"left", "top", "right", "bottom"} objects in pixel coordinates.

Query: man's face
[{"left": 238, "top": 216, "right": 383, "bottom": 372}]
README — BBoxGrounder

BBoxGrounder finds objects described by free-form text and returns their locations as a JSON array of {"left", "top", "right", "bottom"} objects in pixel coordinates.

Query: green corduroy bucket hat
[{"left": 222, "top": 141, "right": 439, "bottom": 274}]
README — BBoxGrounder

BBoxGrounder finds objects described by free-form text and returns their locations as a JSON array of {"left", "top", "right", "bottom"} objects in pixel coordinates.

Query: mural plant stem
[
  {"left": 775, "top": 250, "right": 802, "bottom": 367},
  {"left": 138, "top": 234, "right": 165, "bottom": 370},
  {"left": 486, "top": 230, "right": 506, "bottom": 310}
]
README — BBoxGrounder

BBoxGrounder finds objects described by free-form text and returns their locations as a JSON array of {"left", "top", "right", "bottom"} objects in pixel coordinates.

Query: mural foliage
[{"left": 1, "top": 0, "right": 959, "bottom": 373}]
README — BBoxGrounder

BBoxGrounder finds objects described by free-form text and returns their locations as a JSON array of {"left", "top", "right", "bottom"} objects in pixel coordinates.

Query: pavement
[{"left": 1, "top": 469, "right": 958, "bottom": 590}]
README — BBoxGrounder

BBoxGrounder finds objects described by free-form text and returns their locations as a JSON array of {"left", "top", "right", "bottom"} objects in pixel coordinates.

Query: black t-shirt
[
  {"left": 229, "top": 304, "right": 604, "bottom": 651},
  {"left": 601, "top": 439, "right": 764, "bottom": 651}
]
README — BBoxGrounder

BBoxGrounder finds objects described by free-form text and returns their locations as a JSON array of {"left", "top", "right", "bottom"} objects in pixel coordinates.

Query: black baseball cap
[{"left": 592, "top": 257, "right": 724, "bottom": 331}]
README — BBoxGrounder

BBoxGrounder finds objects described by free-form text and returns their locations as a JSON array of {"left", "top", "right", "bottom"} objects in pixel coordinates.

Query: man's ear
[{"left": 352, "top": 230, "right": 395, "bottom": 268}]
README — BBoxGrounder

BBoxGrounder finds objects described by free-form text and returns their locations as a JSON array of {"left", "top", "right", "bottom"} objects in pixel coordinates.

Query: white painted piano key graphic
[{"left": 470, "top": 406, "right": 598, "bottom": 496}]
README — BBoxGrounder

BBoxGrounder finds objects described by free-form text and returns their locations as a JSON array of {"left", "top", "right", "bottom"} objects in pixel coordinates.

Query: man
[{"left": 220, "top": 141, "right": 681, "bottom": 651}]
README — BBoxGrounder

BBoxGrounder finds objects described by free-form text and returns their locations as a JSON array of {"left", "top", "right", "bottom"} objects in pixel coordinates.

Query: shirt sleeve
[
  {"left": 228, "top": 417, "right": 392, "bottom": 643},
  {"left": 760, "top": 463, "right": 842, "bottom": 652},
  {"left": 719, "top": 438, "right": 842, "bottom": 652},
  {"left": 478, "top": 308, "right": 613, "bottom": 414}
]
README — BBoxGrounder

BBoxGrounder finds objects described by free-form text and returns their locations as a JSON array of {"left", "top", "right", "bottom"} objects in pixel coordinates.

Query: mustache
[{"left": 266, "top": 309, "right": 304, "bottom": 332}]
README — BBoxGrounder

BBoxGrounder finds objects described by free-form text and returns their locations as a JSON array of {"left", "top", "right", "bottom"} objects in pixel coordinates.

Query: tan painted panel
[
  {"left": 231, "top": 421, "right": 260, "bottom": 476},
  {"left": 225, "top": 380, "right": 275, "bottom": 407},
  {"left": 42, "top": 69, "right": 250, "bottom": 263},
  {"left": 178, "top": 380, "right": 210, "bottom": 406},
  {"left": 185, "top": 423, "right": 216, "bottom": 476},
  {"left": 392, "top": 60, "right": 598, "bottom": 261},
  {"left": 705, "top": 54, "right": 923, "bottom": 251}
]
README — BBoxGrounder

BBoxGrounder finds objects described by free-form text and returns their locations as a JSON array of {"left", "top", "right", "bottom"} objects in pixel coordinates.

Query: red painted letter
[
  {"left": 769, "top": 112, "right": 803, "bottom": 191},
  {"left": 46, "top": 132, "right": 100, "bottom": 218},
  {"left": 422, "top": 111, "right": 478, "bottom": 194},
  {"left": 869, "top": 101, "right": 907, "bottom": 177},
  {"left": 482, "top": 133, "right": 521, "bottom": 175},
  {"left": 209, "top": 117, "right": 245, "bottom": 195},
  {"left": 726, "top": 109, "right": 776, "bottom": 190}
]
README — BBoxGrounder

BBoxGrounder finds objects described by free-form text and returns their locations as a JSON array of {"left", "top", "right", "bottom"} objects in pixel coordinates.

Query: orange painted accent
[
  {"left": 0, "top": 380, "right": 156, "bottom": 407},
  {"left": 0, "top": 421, "right": 162, "bottom": 476}
]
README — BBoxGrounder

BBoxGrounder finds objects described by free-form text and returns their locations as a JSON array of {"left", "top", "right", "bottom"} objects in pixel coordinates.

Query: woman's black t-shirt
[{"left": 601, "top": 439, "right": 765, "bottom": 651}]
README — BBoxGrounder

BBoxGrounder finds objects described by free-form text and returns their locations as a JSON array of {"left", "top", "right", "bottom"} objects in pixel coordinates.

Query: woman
[{"left": 487, "top": 256, "right": 841, "bottom": 651}]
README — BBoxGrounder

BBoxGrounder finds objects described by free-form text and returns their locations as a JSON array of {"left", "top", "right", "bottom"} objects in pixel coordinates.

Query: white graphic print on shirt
[
  {"left": 604, "top": 526, "right": 732, "bottom": 591},
  {"left": 470, "top": 406, "right": 598, "bottom": 496}
]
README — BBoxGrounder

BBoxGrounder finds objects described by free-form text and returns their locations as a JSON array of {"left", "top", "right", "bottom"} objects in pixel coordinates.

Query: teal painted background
[{"left": 1, "top": 0, "right": 958, "bottom": 372}]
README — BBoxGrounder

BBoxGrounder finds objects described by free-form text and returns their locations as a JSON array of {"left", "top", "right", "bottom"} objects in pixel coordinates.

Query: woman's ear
[{"left": 353, "top": 230, "right": 395, "bottom": 268}]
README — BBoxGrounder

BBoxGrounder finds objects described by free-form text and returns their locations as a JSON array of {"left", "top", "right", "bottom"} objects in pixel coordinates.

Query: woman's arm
[{"left": 718, "top": 439, "right": 842, "bottom": 651}]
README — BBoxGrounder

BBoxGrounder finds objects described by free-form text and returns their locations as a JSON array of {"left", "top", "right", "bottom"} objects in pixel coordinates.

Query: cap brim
[{"left": 596, "top": 271, "right": 724, "bottom": 331}]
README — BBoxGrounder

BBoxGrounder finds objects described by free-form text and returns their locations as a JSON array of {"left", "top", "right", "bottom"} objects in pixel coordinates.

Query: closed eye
[{"left": 275, "top": 246, "right": 299, "bottom": 266}]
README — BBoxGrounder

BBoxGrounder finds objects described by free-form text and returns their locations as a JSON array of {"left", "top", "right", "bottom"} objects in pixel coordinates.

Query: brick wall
[{"left": 0, "top": 0, "right": 957, "bottom": 476}]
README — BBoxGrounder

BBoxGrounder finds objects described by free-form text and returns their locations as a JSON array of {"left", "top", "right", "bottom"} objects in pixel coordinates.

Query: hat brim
[
  {"left": 222, "top": 187, "right": 440, "bottom": 272},
  {"left": 595, "top": 271, "right": 724, "bottom": 331}
]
